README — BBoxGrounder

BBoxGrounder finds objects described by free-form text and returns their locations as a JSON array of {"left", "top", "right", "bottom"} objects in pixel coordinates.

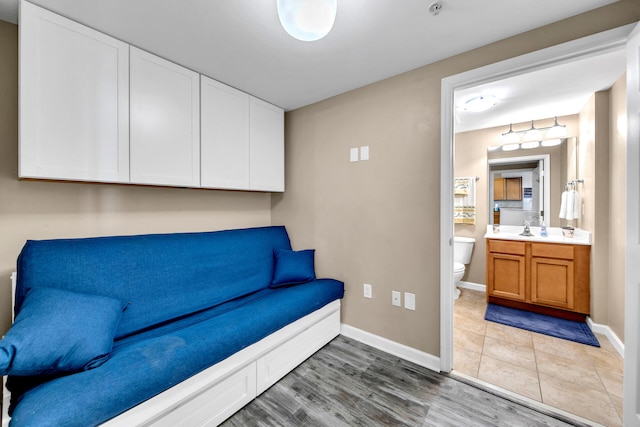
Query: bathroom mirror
[{"left": 488, "top": 137, "right": 576, "bottom": 227}]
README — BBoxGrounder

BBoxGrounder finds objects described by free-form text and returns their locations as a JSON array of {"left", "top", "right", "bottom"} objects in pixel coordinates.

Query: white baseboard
[
  {"left": 458, "top": 281, "right": 486, "bottom": 292},
  {"left": 340, "top": 324, "right": 440, "bottom": 372},
  {"left": 587, "top": 317, "right": 624, "bottom": 358}
]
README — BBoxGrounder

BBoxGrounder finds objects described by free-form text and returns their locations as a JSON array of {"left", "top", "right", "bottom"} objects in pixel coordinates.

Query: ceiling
[
  {"left": 0, "top": 0, "right": 624, "bottom": 121},
  {"left": 454, "top": 47, "right": 627, "bottom": 133}
]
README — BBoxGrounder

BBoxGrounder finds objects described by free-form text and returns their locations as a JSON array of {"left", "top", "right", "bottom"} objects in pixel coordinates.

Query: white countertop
[{"left": 484, "top": 225, "right": 592, "bottom": 245}]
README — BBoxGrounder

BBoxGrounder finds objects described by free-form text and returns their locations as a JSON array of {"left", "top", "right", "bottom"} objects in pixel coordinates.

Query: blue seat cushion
[{"left": 8, "top": 279, "right": 344, "bottom": 427}]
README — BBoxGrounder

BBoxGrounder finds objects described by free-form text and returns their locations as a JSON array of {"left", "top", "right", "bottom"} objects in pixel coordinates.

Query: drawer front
[
  {"left": 531, "top": 243, "right": 574, "bottom": 260},
  {"left": 256, "top": 310, "right": 340, "bottom": 395},
  {"left": 147, "top": 363, "right": 256, "bottom": 427},
  {"left": 488, "top": 239, "right": 526, "bottom": 255}
]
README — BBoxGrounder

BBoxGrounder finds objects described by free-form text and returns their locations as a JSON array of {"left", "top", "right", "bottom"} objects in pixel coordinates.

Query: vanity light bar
[{"left": 501, "top": 117, "right": 567, "bottom": 144}]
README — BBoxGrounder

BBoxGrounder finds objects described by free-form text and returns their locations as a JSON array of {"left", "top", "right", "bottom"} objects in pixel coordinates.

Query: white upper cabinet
[
  {"left": 200, "top": 76, "right": 250, "bottom": 190},
  {"left": 201, "top": 78, "right": 284, "bottom": 192},
  {"left": 19, "top": 1, "right": 130, "bottom": 183},
  {"left": 19, "top": 1, "right": 283, "bottom": 192},
  {"left": 130, "top": 47, "right": 200, "bottom": 187},
  {"left": 250, "top": 98, "right": 284, "bottom": 192}
]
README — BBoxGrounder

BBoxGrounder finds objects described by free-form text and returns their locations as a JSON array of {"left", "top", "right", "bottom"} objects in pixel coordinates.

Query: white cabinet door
[
  {"left": 249, "top": 98, "right": 284, "bottom": 192},
  {"left": 19, "top": 1, "right": 130, "bottom": 183},
  {"left": 130, "top": 47, "right": 200, "bottom": 187},
  {"left": 200, "top": 76, "right": 250, "bottom": 190}
]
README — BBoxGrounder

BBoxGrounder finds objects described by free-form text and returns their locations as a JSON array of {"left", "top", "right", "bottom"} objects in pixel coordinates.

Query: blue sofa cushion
[
  {"left": 16, "top": 226, "right": 293, "bottom": 339},
  {"left": 0, "top": 287, "right": 127, "bottom": 377},
  {"left": 271, "top": 248, "right": 316, "bottom": 287},
  {"left": 8, "top": 279, "right": 345, "bottom": 427}
]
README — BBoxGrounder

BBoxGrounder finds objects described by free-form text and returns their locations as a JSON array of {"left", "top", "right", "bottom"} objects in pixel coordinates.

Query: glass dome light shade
[
  {"left": 502, "top": 143, "right": 520, "bottom": 151},
  {"left": 502, "top": 124, "right": 520, "bottom": 144},
  {"left": 541, "top": 138, "right": 562, "bottom": 147},
  {"left": 546, "top": 117, "right": 567, "bottom": 139},
  {"left": 464, "top": 95, "right": 497, "bottom": 112},
  {"left": 277, "top": 0, "right": 337, "bottom": 42},
  {"left": 523, "top": 121, "right": 542, "bottom": 142},
  {"left": 520, "top": 141, "right": 540, "bottom": 149}
]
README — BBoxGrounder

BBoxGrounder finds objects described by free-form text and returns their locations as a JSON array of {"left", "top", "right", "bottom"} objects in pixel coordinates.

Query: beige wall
[
  {"left": 609, "top": 74, "right": 627, "bottom": 340},
  {"left": 454, "top": 116, "right": 579, "bottom": 286},
  {"left": 578, "top": 91, "right": 612, "bottom": 324},
  {"left": 0, "top": 21, "right": 273, "bottom": 335},
  {"left": 273, "top": 1, "right": 640, "bottom": 355}
]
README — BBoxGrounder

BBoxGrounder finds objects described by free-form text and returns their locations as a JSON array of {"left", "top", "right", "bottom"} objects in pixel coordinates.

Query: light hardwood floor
[
  {"left": 454, "top": 289, "right": 623, "bottom": 427},
  {"left": 222, "top": 334, "right": 589, "bottom": 426}
]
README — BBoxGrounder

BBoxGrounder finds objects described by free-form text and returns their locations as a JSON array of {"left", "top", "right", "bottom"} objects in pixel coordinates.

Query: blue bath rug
[{"left": 484, "top": 303, "right": 600, "bottom": 347}]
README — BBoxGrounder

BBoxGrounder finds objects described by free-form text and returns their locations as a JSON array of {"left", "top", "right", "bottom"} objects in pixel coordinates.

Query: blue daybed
[{"left": 1, "top": 226, "right": 344, "bottom": 426}]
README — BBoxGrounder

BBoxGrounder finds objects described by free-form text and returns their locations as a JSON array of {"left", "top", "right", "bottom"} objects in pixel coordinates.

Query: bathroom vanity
[{"left": 485, "top": 225, "right": 591, "bottom": 321}]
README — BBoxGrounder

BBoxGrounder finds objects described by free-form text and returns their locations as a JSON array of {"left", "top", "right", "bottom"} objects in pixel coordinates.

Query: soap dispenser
[{"left": 540, "top": 221, "right": 548, "bottom": 237}]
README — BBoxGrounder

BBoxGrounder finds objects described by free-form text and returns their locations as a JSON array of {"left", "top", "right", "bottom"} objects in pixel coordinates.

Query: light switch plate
[
  {"left": 363, "top": 283, "right": 372, "bottom": 299},
  {"left": 360, "top": 146, "right": 369, "bottom": 161},
  {"left": 404, "top": 292, "right": 416, "bottom": 310},
  {"left": 350, "top": 148, "right": 359, "bottom": 162}
]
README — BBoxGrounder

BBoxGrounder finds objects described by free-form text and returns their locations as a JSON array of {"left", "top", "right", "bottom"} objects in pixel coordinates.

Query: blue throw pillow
[
  {"left": 271, "top": 248, "right": 316, "bottom": 288},
  {"left": 0, "top": 287, "right": 127, "bottom": 376}
]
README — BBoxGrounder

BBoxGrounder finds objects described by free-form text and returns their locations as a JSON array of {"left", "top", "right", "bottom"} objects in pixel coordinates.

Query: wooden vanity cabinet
[
  {"left": 486, "top": 240, "right": 526, "bottom": 301},
  {"left": 493, "top": 177, "right": 523, "bottom": 201},
  {"left": 486, "top": 239, "right": 590, "bottom": 319}
]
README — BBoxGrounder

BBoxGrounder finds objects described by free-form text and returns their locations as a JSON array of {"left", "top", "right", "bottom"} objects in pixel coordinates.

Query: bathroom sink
[{"left": 485, "top": 225, "right": 591, "bottom": 245}]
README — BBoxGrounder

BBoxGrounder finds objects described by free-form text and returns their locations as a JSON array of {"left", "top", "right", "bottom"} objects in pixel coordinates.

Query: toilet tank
[{"left": 454, "top": 236, "right": 475, "bottom": 264}]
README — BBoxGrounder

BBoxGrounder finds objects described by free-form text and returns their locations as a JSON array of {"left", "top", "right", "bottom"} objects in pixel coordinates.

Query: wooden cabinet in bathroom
[
  {"left": 493, "top": 177, "right": 523, "bottom": 201},
  {"left": 486, "top": 238, "right": 590, "bottom": 320}
]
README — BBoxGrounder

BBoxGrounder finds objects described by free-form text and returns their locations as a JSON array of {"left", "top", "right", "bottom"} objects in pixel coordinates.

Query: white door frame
[
  {"left": 624, "top": 21, "right": 640, "bottom": 427},
  {"left": 439, "top": 24, "right": 635, "bottom": 373}
]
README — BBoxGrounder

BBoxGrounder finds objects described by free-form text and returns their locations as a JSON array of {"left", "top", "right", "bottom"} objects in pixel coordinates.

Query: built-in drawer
[
  {"left": 146, "top": 363, "right": 256, "bottom": 427},
  {"left": 488, "top": 239, "right": 526, "bottom": 256},
  {"left": 531, "top": 243, "right": 574, "bottom": 260}
]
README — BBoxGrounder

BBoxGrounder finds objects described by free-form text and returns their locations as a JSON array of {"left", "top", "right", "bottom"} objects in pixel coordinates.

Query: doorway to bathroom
[{"left": 439, "top": 23, "right": 637, "bottom": 426}]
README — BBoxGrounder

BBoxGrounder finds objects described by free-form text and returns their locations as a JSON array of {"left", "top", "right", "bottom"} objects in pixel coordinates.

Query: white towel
[
  {"left": 559, "top": 191, "right": 568, "bottom": 219},
  {"left": 572, "top": 190, "right": 581, "bottom": 219},
  {"left": 454, "top": 177, "right": 476, "bottom": 224},
  {"left": 565, "top": 190, "right": 575, "bottom": 220}
]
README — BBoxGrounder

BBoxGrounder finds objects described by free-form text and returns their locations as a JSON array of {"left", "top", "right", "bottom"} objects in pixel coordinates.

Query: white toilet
[{"left": 453, "top": 236, "right": 475, "bottom": 300}]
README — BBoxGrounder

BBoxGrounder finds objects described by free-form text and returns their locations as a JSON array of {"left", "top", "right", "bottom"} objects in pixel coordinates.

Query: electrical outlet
[
  {"left": 363, "top": 283, "right": 372, "bottom": 299},
  {"left": 391, "top": 291, "right": 401, "bottom": 307},
  {"left": 404, "top": 292, "right": 416, "bottom": 310}
]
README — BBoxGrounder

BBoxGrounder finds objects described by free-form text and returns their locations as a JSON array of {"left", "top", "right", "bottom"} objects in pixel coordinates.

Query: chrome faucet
[{"left": 519, "top": 221, "right": 534, "bottom": 237}]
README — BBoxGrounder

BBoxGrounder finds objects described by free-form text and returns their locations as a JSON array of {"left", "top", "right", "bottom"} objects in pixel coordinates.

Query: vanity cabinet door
[
  {"left": 130, "top": 47, "right": 200, "bottom": 187},
  {"left": 494, "top": 178, "right": 505, "bottom": 200},
  {"left": 530, "top": 257, "right": 574, "bottom": 310},
  {"left": 19, "top": 1, "right": 130, "bottom": 183},
  {"left": 487, "top": 252, "right": 527, "bottom": 301},
  {"left": 505, "top": 177, "right": 523, "bottom": 200}
]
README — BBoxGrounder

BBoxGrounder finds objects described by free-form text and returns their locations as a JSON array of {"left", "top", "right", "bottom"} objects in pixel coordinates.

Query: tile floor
[{"left": 453, "top": 288, "right": 624, "bottom": 427}]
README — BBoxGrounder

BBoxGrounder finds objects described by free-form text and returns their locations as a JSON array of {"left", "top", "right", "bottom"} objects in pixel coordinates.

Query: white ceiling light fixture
[
  {"left": 463, "top": 95, "right": 497, "bottom": 112},
  {"left": 277, "top": 0, "right": 337, "bottom": 42}
]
